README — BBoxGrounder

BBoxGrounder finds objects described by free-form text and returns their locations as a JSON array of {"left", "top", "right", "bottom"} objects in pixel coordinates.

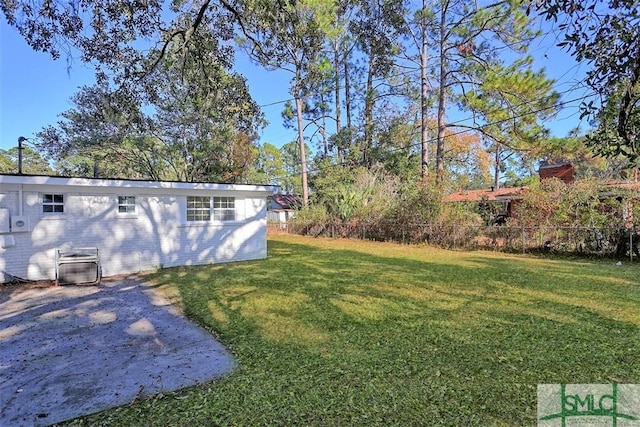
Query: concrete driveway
[{"left": 0, "top": 277, "right": 235, "bottom": 427}]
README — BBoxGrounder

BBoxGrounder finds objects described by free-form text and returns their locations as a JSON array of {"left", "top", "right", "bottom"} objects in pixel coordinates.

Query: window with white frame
[
  {"left": 42, "top": 194, "right": 64, "bottom": 213},
  {"left": 187, "top": 196, "right": 211, "bottom": 221},
  {"left": 213, "top": 196, "right": 235, "bottom": 221},
  {"left": 118, "top": 196, "right": 136, "bottom": 214}
]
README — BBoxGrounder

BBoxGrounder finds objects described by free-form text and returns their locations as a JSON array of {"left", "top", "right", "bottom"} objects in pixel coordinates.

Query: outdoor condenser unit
[{"left": 55, "top": 248, "right": 101, "bottom": 285}]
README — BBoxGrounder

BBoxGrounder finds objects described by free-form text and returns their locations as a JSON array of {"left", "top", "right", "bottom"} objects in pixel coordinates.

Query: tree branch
[{"left": 618, "top": 45, "right": 640, "bottom": 150}]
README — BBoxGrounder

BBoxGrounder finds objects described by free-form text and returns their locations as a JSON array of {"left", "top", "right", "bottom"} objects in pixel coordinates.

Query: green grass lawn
[{"left": 67, "top": 235, "right": 640, "bottom": 426}]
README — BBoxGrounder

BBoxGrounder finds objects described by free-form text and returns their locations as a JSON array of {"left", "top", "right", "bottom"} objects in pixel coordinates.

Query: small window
[
  {"left": 187, "top": 196, "right": 211, "bottom": 221},
  {"left": 43, "top": 194, "right": 64, "bottom": 213},
  {"left": 214, "top": 197, "right": 235, "bottom": 221},
  {"left": 118, "top": 196, "right": 136, "bottom": 214}
]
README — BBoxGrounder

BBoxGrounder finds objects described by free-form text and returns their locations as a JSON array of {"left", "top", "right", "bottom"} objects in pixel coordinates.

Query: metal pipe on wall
[
  {"left": 18, "top": 184, "right": 23, "bottom": 216},
  {"left": 17, "top": 136, "right": 27, "bottom": 175}
]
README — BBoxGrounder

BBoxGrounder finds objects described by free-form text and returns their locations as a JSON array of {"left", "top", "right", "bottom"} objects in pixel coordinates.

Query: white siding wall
[{"left": 0, "top": 183, "right": 268, "bottom": 282}]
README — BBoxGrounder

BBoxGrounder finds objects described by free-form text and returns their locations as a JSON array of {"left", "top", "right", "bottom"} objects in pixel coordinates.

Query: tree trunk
[
  {"left": 493, "top": 144, "right": 501, "bottom": 190},
  {"left": 363, "top": 54, "right": 375, "bottom": 167},
  {"left": 420, "top": 0, "right": 429, "bottom": 179},
  {"left": 334, "top": 39, "right": 342, "bottom": 134},
  {"left": 435, "top": 5, "right": 447, "bottom": 185},
  {"left": 344, "top": 47, "right": 352, "bottom": 130},
  {"left": 333, "top": 41, "right": 343, "bottom": 162},
  {"left": 295, "top": 96, "right": 309, "bottom": 206},
  {"left": 321, "top": 91, "right": 328, "bottom": 157}
]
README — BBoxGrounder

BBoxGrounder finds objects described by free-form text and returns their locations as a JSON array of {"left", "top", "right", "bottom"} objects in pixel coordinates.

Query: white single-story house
[
  {"left": 0, "top": 174, "right": 277, "bottom": 283},
  {"left": 267, "top": 194, "right": 301, "bottom": 228}
]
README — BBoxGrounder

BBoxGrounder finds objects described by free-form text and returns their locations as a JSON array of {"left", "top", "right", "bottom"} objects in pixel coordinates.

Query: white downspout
[{"left": 18, "top": 184, "right": 23, "bottom": 216}]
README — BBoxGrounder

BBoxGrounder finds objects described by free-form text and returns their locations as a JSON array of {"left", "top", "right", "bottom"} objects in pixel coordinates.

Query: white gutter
[{"left": 0, "top": 174, "right": 279, "bottom": 194}]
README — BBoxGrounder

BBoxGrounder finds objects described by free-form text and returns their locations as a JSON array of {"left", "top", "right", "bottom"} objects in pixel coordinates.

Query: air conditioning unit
[
  {"left": 56, "top": 248, "right": 101, "bottom": 285},
  {"left": 10, "top": 216, "right": 30, "bottom": 233}
]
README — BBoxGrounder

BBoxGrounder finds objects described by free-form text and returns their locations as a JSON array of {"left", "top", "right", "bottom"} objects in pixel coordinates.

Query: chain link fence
[{"left": 269, "top": 221, "right": 639, "bottom": 260}]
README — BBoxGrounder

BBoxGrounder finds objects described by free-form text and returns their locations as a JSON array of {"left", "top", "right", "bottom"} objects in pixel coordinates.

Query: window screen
[
  {"left": 43, "top": 194, "right": 64, "bottom": 213},
  {"left": 187, "top": 196, "right": 211, "bottom": 221}
]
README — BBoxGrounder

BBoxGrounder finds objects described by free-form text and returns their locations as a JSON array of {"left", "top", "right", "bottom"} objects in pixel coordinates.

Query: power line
[
  {"left": 258, "top": 69, "right": 592, "bottom": 149},
  {"left": 259, "top": 98, "right": 293, "bottom": 108},
  {"left": 249, "top": 18, "right": 598, "bottom": 179},
  {"left": 254, "top": 32, "right": 591, "bottom": 148},
  {"left": 265, "top": 91, "right": 596, "bottom": 182}
]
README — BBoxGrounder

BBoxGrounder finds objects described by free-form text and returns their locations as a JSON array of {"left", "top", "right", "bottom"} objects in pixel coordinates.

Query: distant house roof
[
  {"left": 539, "top": 162, "right": 575, "bottom": 184},
  {"left": 445, "top": 180, "right": 639, "bottom": 204},
  {"left": 444, "top": 187, "right": 528, "bottom": 203},
  {"left": 270, "top": 193, "right": 302, "bottom": 210},
  {"left": 601, "top": 180, "right": 640, "bottom": 196}
]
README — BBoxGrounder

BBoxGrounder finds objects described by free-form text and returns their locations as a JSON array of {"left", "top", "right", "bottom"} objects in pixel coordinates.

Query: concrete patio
[{"left": 0, "top": 276, "right": 235, "bottom": 427}]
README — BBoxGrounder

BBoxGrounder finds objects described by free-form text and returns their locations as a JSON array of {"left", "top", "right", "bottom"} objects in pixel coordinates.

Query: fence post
[
  {"left": 522, "top": 226, "right": 526, "bottom": 255},
  {"left": 631, "top": 230, "right": 634, "bottom": 263},
  {"left": 539, "top": 229, "right": 542, "bottom": 249}
]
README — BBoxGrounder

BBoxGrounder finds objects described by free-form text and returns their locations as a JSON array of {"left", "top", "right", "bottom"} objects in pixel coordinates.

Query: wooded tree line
[{"left": 2, "top": 0, "right": 638, "bottom": 208}]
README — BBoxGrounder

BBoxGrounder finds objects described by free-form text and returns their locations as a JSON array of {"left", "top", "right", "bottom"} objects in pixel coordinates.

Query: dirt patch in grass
[
  {"left": 0, "top": 273, "right": 138, "bottom": 295},
  {"left": 0, "top": 280, "right": 56, "bottom": 294}
]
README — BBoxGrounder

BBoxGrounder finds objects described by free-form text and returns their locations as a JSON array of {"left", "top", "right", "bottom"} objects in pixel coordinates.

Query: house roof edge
[{"left": 0, "top": 174, "right": 279, "bottom": 193}]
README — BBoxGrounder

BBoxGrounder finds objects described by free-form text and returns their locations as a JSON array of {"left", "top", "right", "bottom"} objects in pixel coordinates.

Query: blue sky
[
  {"left": 0, "top": 21, "right": 298, "bottom": 153},
  {"left": 0, "top": 18, "right": 592, "bottom": 156}
]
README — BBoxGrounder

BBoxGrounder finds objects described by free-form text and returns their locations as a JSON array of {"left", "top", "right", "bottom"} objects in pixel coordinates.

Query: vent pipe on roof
[{"left": 17, "top": 136, "right": 27, "bottom": 175}]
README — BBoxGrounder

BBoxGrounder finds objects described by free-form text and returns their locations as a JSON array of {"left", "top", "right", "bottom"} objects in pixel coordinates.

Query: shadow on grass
[{"left": 76, "top": 236, "right": 640, "bottom": 426}]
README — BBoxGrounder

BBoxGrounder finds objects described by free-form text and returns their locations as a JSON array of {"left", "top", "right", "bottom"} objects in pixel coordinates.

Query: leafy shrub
[{"left": 512, "top": 178, "right": 621, "bottom": 228}]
